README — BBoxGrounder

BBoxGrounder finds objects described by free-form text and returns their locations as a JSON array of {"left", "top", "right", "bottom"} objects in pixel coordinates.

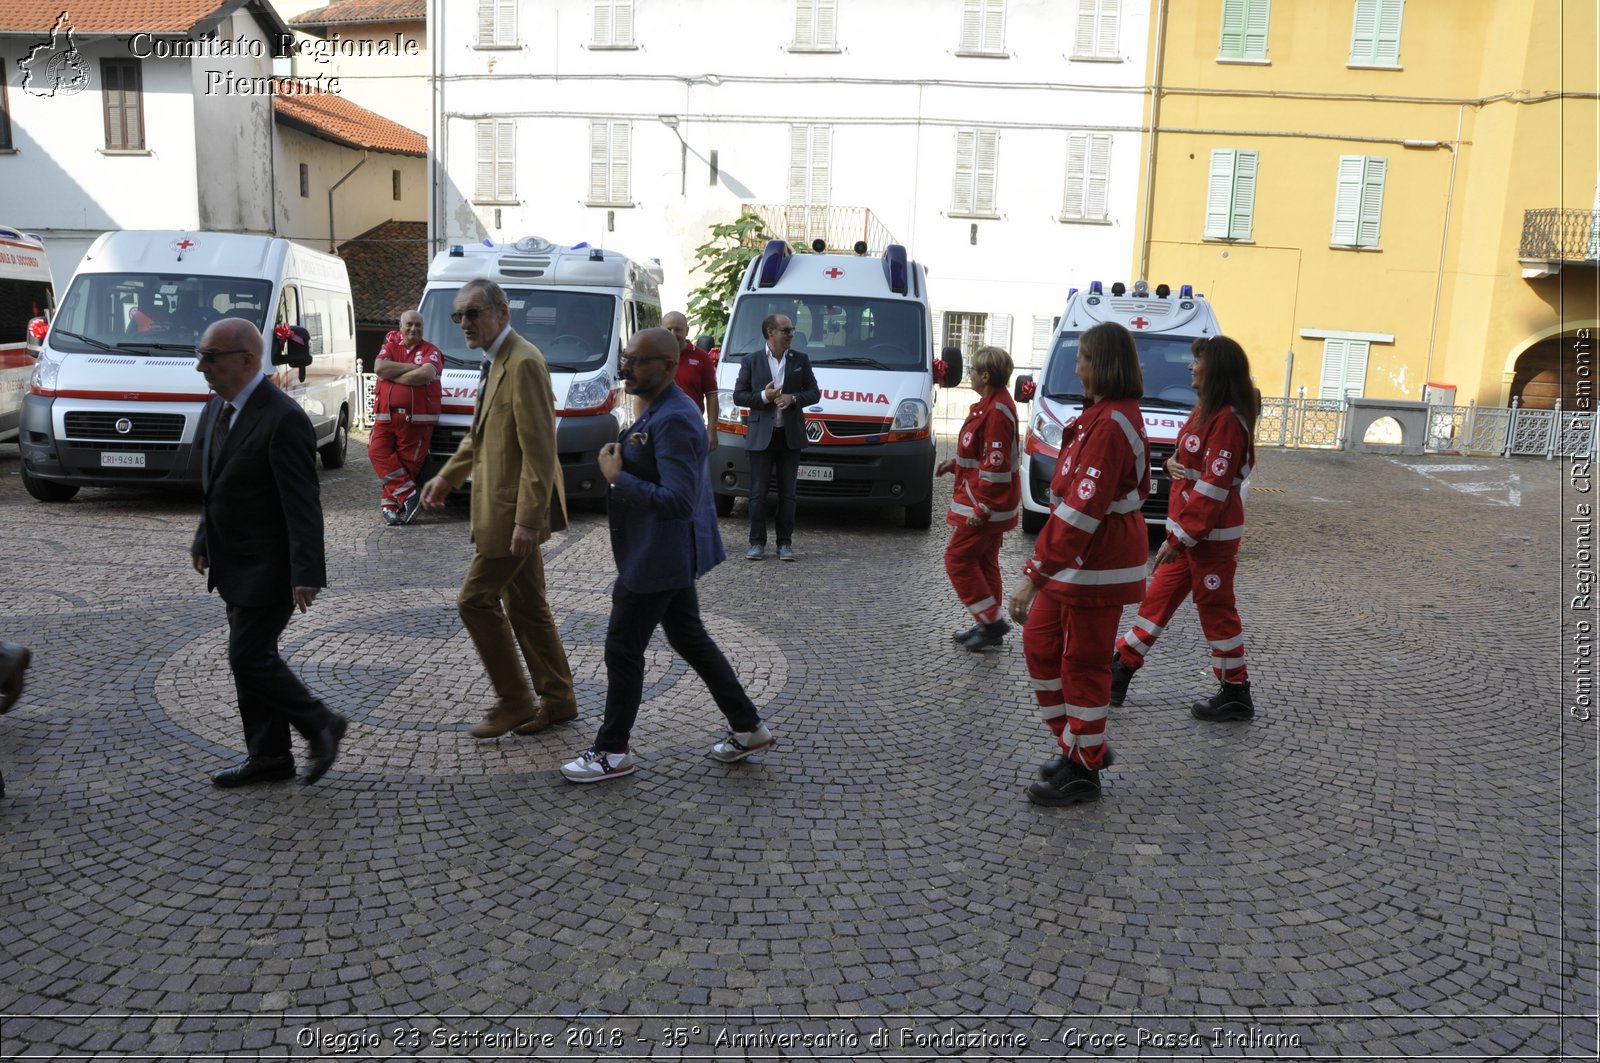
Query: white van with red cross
[
  {"left": 1014, "top": 280, "right": 1222, "bottom": 532},
  {"left": 0, "top": 226, "right": 55, "bottom": 443}
]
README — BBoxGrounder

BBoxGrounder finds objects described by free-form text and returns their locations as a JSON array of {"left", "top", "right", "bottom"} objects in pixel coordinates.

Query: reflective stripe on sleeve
[
  {"left": 1045, "top": 564, "right": 1147, "bottom": 586},
  {"left": 1109, "top": 409, "right": 1148, "bottom": 483},
  {"left": 1206, "top": 525, "right": 1244, "bottom": 541},
  {"left": 1053, "top": 502, "right": 1100, "bottom": 533},
  {"left": 1195, "top": 479, "right": 1229, "bottom": 501},
  {"left": 1166, "top": 518, "right": 1199, "bottom": 548}
]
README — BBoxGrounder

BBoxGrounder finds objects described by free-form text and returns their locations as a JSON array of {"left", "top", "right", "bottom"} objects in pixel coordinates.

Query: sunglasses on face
[
  {"left": 619, "top": 355, "right": 668, "bottom": 368},
  {"left": 195, "top": 347, "right": 249, "bottom": 363},
  {"left": 773, "top": 327, "right": 796, "bottom": 335},
  {"left": 450, "top": 305, "right": 490, "bottom": 324}
]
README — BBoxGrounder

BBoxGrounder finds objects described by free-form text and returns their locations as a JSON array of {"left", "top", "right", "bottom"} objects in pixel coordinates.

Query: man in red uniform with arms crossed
[{"left": 369, "top": 310, "right": 444, "bottom": 526}]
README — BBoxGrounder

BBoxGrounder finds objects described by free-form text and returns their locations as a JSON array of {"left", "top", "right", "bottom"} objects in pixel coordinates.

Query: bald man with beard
[{"left": 663, "top": 311, "right": 719, "bottom": 449}]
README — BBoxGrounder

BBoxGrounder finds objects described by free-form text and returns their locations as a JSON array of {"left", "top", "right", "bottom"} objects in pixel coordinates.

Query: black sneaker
[
  {"left": 951, "top": 624, "right": 982, "bottom": 644},
  {"left": 1028, "top": 758, "right": 1101, "bottom": 805},
  {"left": 1038, "top": 746, "right": 1114, "bottom": 780},
  {"left": 1110, "top": 653, "right": 1134, "bottom": 706},
  {"left": 1191, "top": 679, "right": 1254, "bottom": 722},
  {"left": 961, "top": 619, "right": 1010, "bottom": 652}
]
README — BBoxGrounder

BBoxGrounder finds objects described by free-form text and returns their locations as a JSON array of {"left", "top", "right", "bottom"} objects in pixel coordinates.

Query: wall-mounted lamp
[{"left": 659, "top": 114, "right": 688, "bottom": 196}]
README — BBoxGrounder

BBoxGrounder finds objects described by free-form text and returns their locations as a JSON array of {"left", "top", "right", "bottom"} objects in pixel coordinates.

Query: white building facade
[{"left": 428, "top": 0, "right": 1153, "bottom": 373}]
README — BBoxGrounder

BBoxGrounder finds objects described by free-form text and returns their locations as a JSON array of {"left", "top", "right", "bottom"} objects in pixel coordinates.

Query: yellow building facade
[{"left": 1135, "top": 0, "right": 1598, "bottom": 411}]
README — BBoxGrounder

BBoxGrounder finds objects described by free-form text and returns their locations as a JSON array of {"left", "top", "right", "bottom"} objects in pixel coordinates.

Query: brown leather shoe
[
  {"left": 512, "top": 702, "right": 579, "bottom": 735},
  {"left": 468, "top": 700, "right": 538, "bottom": 739}
]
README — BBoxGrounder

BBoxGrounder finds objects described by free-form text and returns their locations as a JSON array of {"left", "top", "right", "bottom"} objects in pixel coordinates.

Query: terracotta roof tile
[
  {"left": 338, "top": 219, "right": 429, "bottom": 327},
  {"left": 273, "top": 84, "right": 426, "bottom": 156},
  {"left": 0, "top": 0, "right": 238, "bottom": 34},
  {"left": 289, "top": 0, "right": 425, "bottom": 27}
]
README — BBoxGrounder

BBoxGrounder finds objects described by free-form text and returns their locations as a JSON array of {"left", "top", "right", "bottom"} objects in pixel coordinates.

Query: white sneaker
[
  {"left": 708, "top": 724, "right": 776, "bottom": 763},
  {"left": 561, "top": 748, "right": 635, "bottom": 783}
]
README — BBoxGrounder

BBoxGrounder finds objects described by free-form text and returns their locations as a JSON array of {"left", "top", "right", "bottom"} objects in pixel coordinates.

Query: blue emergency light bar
[
  {"left": 1180, "top": 284, "right": 1193, "bottom": 297},
  {"left": 882, "top": 244, "right": 909, "bottom": 295},
  {"left": 756, "top": 240, "right": 792, "bottom": 288},
  {"left": 1089, "top": 281, "right": 1103, "bottom": 295}
]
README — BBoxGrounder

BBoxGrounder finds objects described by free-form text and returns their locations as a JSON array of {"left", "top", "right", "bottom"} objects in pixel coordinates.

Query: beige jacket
[{"left": 437, "top": 330, "right": 568, "bottom": 556}]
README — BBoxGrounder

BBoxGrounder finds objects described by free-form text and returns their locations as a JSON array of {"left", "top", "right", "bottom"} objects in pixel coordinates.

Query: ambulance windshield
[
  {"left": 1041, "top": 332, "right": 1198, "bottom": 407},
  {"left": 50, "top": 273, "right": 271, "bottom": 354},
  {"left": 419, "top": 288, "right": 616, "bottom": 372},
  {"left": 724, "top": 296, "right": 926, "bottom": 371}
]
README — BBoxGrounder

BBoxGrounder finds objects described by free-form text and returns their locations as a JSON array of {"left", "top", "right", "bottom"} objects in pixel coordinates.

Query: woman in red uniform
[
  {"left": 938, "top": 345, "right": 1021, "bottom": 652},
  {"left": 1009, "top": 322, "right": 1148, "bottom": 806},
  {"left": 1110, "top": 334, "right": 1258, "bottom": 721}
]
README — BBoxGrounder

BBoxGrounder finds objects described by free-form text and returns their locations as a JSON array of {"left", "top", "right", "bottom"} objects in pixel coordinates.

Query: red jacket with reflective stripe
[
  {"left": 1024, "top": 397, "right": 1150, "bottom": 606},
  {"left": 375, "top": 335, "right": 444, "bottom": 417},
  {"left": 1165, "top": 405, "right": 1254, "bottom": 557},
  {"left": 946, "top": 389, "right": 1020, "bottom": 530}
]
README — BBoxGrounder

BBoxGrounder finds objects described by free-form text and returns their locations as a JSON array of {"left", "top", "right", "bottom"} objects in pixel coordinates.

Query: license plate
[
  {"left": 1150, "top": 472, "right": 1161, "bottom": 494},
  {"left": 101, "top": 452, "right": 146, "bottom": 468},
  {"left": 797, "top": 465, "right": 834, "bottom": 482}
]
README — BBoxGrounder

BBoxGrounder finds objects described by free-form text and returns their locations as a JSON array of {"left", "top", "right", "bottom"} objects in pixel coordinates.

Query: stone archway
[{"left": 1502, "top": 322, "right": 1599, "bottom": 409}]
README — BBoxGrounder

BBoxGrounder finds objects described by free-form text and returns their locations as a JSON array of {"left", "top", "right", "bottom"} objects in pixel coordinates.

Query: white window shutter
[
  {"left": 1205, "top": 149, "right": 1236, "bottom": 239},
  {"left": 1063, "top": 134, "right": 1087, "bottom": 217},
  {"left": 1244, "top": 0, "right": 1269, "bottom": 57},
  {"left": 1357, "top": 156, "right": 1385, "bottom": 246},
  {"left": 810, "top": 124, "right": 831, "bottom": 207},
  {"left": 1219, "top": 0, "right": 1245, "bottom": 56},
  {"left": 1097, "top": 0, "right": 1119, "bottom": 56},
  {"left": 1319, "top": 338, "right": 1348, "bottom": 400},
  {"left": 1331, "top": 155, "right": 1365, "bottom": 245},
  {"left": 1343, "top": 340, "right": 1370, "bottom": 397},
  {"left": 478, "top": 0, "right": 495, "bottom": 45},
  {"left": 985, "top": 313, "right": 1013, "bottom": 352},
  {"left": 794, "top": 0, "right": 815, "bottom": 46},
  {"left": 975, "top": 130, "right": 998, "bottom": 214},
  {"left": 815, "top": 0, "right": 837, "bottom": 48},
  {"left": 589, "top": 121, "right": 610, "bottom": 201},
  {"left": 1085, "top": 134, "right": 1111, "bottom": 220},
  {"left": 959, "top": 0, "right": 982, "bottom": 50},
  {"left": 1350, "top": 0, "right": 1377, "bottom": 63},
  {"left": 952, "top": 130, "right": 976, "bottom": 213},
  {"left": 475, "top": 121, "right": 494, "bottom": 199},
  {"left": 611, "top": 121, "right": 632, "bottom": 203},
  {"left": 982, "top": 0, "right": 1005, "bottom": 52},
  {"left": 495, "top": 121, "right": 515, "bottom": 201},
  {"left": 613, "top": 0, "right": 634, "bottom": 45},
  {"left": 1032, "top": 316, "right": 1055, "bottom": 362},
  {"left": 1374, "top": 0, "right": 1403, "bottom": 64},
  {"left": 788, "top": 125, "right": 811, "bottom": 205},
  {"left": 495, "top": 0, "right": 516, "bottom": 44},
  {"left": 1073, "top": 0, "right": 1097, "bottom": 57},
  {"left": 1231, "top": 149, "right": 1256, "bottom": 241},
  {"left": 593, "top": 0, "right": 611, "bottom": 45}
]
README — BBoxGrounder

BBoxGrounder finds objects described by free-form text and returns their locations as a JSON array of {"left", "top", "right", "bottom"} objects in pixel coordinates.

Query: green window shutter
[
  {"left": 1356, "top": 156, "right": 1385, "bottom": 247},
  {"left": 1243, "top": 0, "right": 1269, "bottom": 58},
  {"left": 1374, "top": 0, "right": 1403, "bottom": 64},
  {"left": 1219, "top": 0, "right": 1246, "bottom": 57},
  {"left": 1319, "top": 338, "right": 1348, "bottom": 400},
  {"left": 1205, "top": 149, "right": 1237, "bottom": 239},
  {"left": 1350, "top": 0, "right": 1378, "bottom": 63},
  {"left": 1344, "top": 340, "right": 1369, "bottom": 397},
  {"left": 1332, "top": 155, "right": 1365, "bottom": 245},
  {"left": 1230, "top": 150, "right": 1257, "bottom": 240}
]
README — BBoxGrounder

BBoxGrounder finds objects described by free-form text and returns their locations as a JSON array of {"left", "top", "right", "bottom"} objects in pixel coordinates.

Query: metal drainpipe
[
  {"left": 430, "top": 0, "right": 444, "bottom": 255},
  {"left": 1138, "top": 0, "right": 1169, "bottom": 281},
  {"left": 1422, "top": 104, "right": 1464, "bottom": 392},
  {"left": 328, "top": 150, "right": 369, "bottom": 252}
]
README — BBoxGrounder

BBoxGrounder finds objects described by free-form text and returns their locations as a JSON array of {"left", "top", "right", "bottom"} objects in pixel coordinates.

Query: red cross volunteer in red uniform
[
  {"left": 938, "top": 345, "right": 1021, "bottom": 652},
  {"left": 1010, "top": 322, "right": 1149, "bottom": 807},
  {"left": 369, "top": 311, "right": 444, "bottom": 525},
  {"left": 663, "top": 311, "right": 719, "bottom": 448},
  {"left": 1113, "top": 334, "right": 1259, "bottom": 722}
]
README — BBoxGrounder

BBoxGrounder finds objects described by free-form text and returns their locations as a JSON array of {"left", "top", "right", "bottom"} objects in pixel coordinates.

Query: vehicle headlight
[
  {"left": 1032, "top": 410, "right": 1063, "bottom": 448},
  {"left": 30, "top": 349, "right": 60, "bottom": 392},
  {"left": 718, "top": 390, "right": 740, "bottom": 421},
  {"left": 891, "top": 398, "right": 928, "bottom": 431},
  {"left": 564, "top": 374, "right": 612, "bottom": 410}
]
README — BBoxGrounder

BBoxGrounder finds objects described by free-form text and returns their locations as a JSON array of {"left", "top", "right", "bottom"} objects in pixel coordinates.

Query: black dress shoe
[
  {"left": 301, "top": 715, "right": 348, "bottom": 786},
  {"left": 213, "top": 756, "right": 296, "bottom": 788}
]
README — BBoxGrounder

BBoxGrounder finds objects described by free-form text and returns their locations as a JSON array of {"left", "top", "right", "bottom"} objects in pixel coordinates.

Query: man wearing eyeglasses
[
  {"left": 419, "top": 279, "right": 578, "bottom": 740},
  {"left": 732, "top": 313, "right": 820, "bottom": 561},
  {"left": 560, "top": 328, "right": 774, "bottom": 784},
  {"left": 190, "top": 318, "right": 346, "bottom": 788}
]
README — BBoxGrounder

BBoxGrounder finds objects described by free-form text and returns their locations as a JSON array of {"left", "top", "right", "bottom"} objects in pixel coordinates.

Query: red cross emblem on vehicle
[
  {"left": 1129, "top": 316, "right": 1150, "bottom": 329},
  {"left": 824, "top": 267, "right": 844, "bottom": 278},
  {"left": 171, "top": 238, "right": 197, "bottom": 251}
]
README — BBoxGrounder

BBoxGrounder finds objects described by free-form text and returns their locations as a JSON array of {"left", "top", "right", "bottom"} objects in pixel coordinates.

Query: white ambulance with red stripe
[
  {"left": 417, "top": 237, "right": 661, "bottom": 499},
  {"left": 0, "top": 227, "right": 55, "bottom": 443},
  {"left": 711, "top": 239, "right": 957, "bottom": 529},
  {"left": 1014, "top": 280, "right": 1222, "bottom": 532},
  {"left": 20, "top": 231, "right": 358, "bottom": 501}
]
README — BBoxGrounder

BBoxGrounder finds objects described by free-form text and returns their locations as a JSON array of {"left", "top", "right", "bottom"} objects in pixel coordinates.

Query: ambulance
[
  {"left": 711, "top": 239, "right": 956, "bottom": 529},
  {"left": 416, "top": 237, "right": 662, "bottom": 499},
  {"left": 20, "top": 231, "right": 358, "bottom": 501},
  {"left": 0, "top": 227, "right": 55, "bottom": 442},
  {"left": 1014, "top": 280, "right": 1221, "bottom": 532}
]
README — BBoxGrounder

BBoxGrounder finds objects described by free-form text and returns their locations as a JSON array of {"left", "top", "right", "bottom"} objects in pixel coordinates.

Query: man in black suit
[
  {"left": 732, "top": 313, "right": 821, "bottom": 561},
  {"left": 191, "top": 318, "right": 346, "bottom": 787}
]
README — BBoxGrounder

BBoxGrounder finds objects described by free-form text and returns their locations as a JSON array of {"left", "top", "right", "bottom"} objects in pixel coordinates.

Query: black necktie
[{"left": 210, "top": 403, "right": 234, "bottom": 473}]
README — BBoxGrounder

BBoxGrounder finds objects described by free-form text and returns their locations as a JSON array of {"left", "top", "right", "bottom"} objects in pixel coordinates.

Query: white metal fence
[{"left": 1257, "top": 393, "right": 1595, "bottom": 458}]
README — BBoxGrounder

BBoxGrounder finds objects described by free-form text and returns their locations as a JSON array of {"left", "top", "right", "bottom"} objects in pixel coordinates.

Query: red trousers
[
  {"left": 1022, "top": 594, "right": 1121, "bottom": 770},
  {"left": 368, "top": 411, "right": 434, "bottom": 511},
  {"left": 944, "top": 523, "right": 1006, "bottom": 625},
  {"left": 1116, "top": 549, "right": 1247, "bottom": 683}
]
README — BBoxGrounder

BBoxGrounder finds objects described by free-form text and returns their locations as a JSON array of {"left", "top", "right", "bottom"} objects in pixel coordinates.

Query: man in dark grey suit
[
  {"left": 732, "top": 313, "right": 821, "bottom": 561},
  {"left": 191, "top": 318, "right": 346, "bottom": 788}
]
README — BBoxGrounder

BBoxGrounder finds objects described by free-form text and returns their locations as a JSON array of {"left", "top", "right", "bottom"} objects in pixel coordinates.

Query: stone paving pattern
[{"left": 0, "top": 434, "right": 1593, "bottom": 1060}]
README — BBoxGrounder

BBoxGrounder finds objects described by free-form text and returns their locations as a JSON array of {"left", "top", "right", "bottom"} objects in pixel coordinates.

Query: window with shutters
[
  {"left": 1061, "top": 133, "right": 1111, "bottom": 222},
  {"left": 1349, "top": 0, "right": 1403, "bottom": 66},
  {"left": 944, "top": 312, "right": 987, "bottom": 362},
  {"left": 1318, "top": 337, "right": 1369, "bottom": 399},
  {"left": 791, "top": 0, "right": 838, "bottom": 51},
  {"left": 1330, "top": 155, "right": 1386, "bottom": 248},
  {"left": 101, "top": 59, "right": 145, "bottom": 151},
  {"left": 587, "top": 120, "right": 632, "bottom": 205},
  {"left": 1070, "top": 0, "right": 1120, "bottom": 60},
  {"left": 951, "top": 129, "right": 999, "bottom": 217},
  {"left": 591, "top": 0, "right": 636, "bottom": 48},
  {"left": 476, "top": 0, "right": 518, "bottom": 47},
  {"left": 786, "top": 124, "right": 831, "bottom": 245},
  {"left": 1030, "top": 316, "right": 1060, "bottom": 372},
  {"left": 474, "top": 119, "right": 517, "bottom": 204},
  {"left": 1203, "top": 148, "right": 1257, "bottom": 241},
  {"left": 1218, "top": 0, "right": 1270, "bottom": 61},
  {"left": 957, "top": 0, "right": 1006, "bottom": 56}
]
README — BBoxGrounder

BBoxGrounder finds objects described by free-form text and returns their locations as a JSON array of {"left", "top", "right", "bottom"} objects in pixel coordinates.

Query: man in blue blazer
[
  {"left": 561, "top": 328, "right": 776, "bottom": 783},
  {"left": 732, "top": 313, "right": 821, "bottom": 561}
]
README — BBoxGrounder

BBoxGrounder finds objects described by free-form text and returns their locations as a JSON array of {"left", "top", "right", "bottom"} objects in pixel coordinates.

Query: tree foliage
[{"left": 686, "top": 210, "right": 772, "bottom": 344}]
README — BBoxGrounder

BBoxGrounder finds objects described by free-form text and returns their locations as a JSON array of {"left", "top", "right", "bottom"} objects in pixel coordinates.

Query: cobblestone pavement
[{"left": 0, "top": 435, "right": 1593, "bottom": 1061}]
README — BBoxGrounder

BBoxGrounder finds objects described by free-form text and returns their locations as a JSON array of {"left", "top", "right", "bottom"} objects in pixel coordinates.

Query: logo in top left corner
[{"left": 20, "top": 12, "right": 92, "bottom": 98}]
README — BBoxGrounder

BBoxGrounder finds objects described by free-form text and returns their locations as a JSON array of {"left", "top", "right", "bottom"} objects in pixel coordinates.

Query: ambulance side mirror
[
  {"left": 938, "top": 346, "right": 963, "bottom": 388},
  {"left": 1013, "top": 374, "right": 1035, "bottom": 403}
]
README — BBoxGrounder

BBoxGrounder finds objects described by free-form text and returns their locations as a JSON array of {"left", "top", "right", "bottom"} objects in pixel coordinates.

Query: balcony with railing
[
  {"left": 743, "top": 204, "right": 899, "bottom": 254},
  {"left": 1519, "top": 208, "right": 1600, "bottom": 277}
]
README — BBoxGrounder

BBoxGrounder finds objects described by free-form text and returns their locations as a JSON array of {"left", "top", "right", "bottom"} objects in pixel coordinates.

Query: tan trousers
[{"left": 457, "top": 548, "right": 576, "bottom": 714}]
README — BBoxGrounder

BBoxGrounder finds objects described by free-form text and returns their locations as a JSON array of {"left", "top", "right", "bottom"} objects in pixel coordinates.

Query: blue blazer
[
  {"left": 607, "top": 384, "right": 727, "bottom": 593},
  {"left": 732, "top": 348, "right": 821, "bottom": 450}
]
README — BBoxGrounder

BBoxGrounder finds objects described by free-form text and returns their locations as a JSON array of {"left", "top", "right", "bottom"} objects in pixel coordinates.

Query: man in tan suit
[{"left": 420, "top": 279, "right": 579, "bottom": 738}]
